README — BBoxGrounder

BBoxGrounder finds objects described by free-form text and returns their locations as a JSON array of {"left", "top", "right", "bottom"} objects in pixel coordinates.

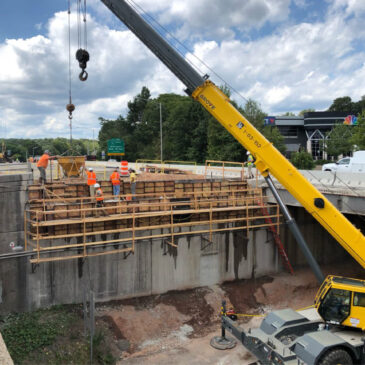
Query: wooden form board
[{"left": 26, "top": 179, "right": 281, "bottom": 263}]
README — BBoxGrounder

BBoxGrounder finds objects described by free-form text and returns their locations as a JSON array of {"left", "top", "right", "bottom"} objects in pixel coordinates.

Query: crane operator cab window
[{"left": 318, "top": 288, "right": 351, "bottom": 324}]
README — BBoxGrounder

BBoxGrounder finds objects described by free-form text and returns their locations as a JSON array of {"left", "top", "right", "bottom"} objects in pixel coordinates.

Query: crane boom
[{"left": 101, "top": 0, "right": 365, "bottom": 269}]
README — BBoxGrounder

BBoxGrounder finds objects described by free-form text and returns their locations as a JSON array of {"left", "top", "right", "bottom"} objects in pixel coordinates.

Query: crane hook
[
  {"left": 79, "top": 70, "right": 88, "bottom": 81},
  {"left": 75, "top": 48, "right": 90, "bottom": 82}
]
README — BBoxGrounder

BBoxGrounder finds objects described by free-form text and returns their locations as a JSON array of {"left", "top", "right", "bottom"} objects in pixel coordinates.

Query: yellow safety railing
[{"left": 205, "top": 160, "right": 245, "bottom": 180}]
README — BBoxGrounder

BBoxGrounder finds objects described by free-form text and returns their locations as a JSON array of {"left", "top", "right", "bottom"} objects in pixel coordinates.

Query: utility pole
[{"left": 92, "top": 128, "right": 96, "bottom": 154}]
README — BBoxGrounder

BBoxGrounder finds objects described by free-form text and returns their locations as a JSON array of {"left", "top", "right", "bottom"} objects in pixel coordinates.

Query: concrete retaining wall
[
  {"left": 0, "top": 173, "right": 358, "bottom": 314},
  {"left": 0, "top": 173, "right": 32, "bottom": 254},
  {"left": 0, "top": 227, "right": 278, "bottom": 313}
]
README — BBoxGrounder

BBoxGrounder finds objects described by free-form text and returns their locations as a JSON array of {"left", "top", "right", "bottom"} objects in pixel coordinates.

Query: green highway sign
[{"left": 107, "top": 138, "right": 125, "bottom": 156}]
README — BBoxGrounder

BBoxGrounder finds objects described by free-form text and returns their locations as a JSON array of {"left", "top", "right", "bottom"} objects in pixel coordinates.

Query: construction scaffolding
[{"left": 25, "top": 179, "right": 283, "bottom": 265}]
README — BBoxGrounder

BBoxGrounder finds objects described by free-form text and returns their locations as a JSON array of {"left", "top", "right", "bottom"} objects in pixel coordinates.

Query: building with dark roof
[{"left": 274, "top": 112, "right": 352, "bottom": 159}]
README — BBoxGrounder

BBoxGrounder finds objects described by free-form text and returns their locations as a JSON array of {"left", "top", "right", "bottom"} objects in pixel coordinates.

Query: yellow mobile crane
[{"left": 101, "top": 1, "right": 365, "bottom": 363}]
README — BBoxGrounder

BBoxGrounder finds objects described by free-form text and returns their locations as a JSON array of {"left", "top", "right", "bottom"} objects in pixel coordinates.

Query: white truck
[{"left": 322, "top": 151, "right": 365, "bottom": 172}]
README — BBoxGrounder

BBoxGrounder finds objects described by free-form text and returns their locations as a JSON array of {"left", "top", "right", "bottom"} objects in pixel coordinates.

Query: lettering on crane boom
[
  {"left": 199, "top": 94, "right": 216, "bottom": 110},
  {"left": 236, "top": 122, "right": 262, "bottom": 149}
]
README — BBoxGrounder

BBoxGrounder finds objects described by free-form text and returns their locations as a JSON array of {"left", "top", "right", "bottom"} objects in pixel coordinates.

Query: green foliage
[
  {"left": 323, "top": 123, "right": 353, "bottom": 157},
  {"left": 315, "top": 159, "right": 331, "bottom": 166},
  {"left": 298, "top": 108, "right": 315, "bottom": 116},
  {"left": 1, "top": 138, "right": 93, "bottom": 162},
  {"left": 290, "top": 151, "right": 315, "bottom": 169},
  {"left": 327, "top": 96, "right": 365, "bottom": 114},
  {"left": 262, "top": 126, "right": 287, "bottom": 154},
  {"left": 92, "top": 331, "right": 116, "bottom": 365},
  {"left": 350, "top": 111, "right": 365, "bottom": 150},
  {"left": 0, "top": 307, "right": 70, "bottom": 363},
  {"left": 0, "top": 305, "right": 115, "bottom": 365}
]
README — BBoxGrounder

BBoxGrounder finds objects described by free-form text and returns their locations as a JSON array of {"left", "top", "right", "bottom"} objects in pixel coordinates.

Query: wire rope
[{"left": 126, "top": 0, "right": 249, "bottom": 105}]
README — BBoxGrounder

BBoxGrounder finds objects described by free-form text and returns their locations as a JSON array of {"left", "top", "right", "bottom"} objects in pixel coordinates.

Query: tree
[
  {"left": 290, "top": 151, "right": 315, "bottom": 169},
  {"left": 323, "top": 123, "right": 353, "bottom": 158},
  {"left": 328, "top": 97, "right": 354, "bottom": 112},
  {"left": 281, "top": 112, "right": 296, "bottom": 116},
  {"left": 298, "top": 108, "right": 315, "bottom": 116},
  {"left": 262, "top": 126, "right": 287, "bottom": 154},
  {"left": 350, "top": 111, "right": 365, "bottom": 150}
]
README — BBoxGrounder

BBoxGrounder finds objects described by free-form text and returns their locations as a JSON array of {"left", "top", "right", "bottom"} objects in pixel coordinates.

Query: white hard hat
[
  {"left": 88, "top": 168, "right": 93, "bottom": 171},
  {"left": 94, "top": 183, "right": 100, "bottom": 188},
  {"left": 246, "top": 151, "right": 251, "bottom": 155}
]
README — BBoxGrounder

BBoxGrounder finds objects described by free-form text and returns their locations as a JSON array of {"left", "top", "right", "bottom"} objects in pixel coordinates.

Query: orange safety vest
[
  {"left": 110, "top": 171, "right": 120, "bottom": 185},
  {"left": 87, "top": 171, "right": 96, "bottom": 185},
  {"left": 37, "top": 154, "right": 49, "bottom": 168},
  {"left": 95, "top": 188, "right": 104, "bottom": 201}
]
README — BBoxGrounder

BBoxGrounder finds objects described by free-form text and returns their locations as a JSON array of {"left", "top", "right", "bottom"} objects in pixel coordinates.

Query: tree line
[
  {"left": 98, "top": 86, "right": 286, "bottom": 164},
  {"left": 3, "top": 89, "right": 364, "bottom": 168},
  {"left": 0, "top": 138, "right": 97, "bottom": 162}
]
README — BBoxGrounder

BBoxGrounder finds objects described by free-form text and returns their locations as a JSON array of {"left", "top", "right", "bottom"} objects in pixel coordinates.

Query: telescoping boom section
[{"left": 101, "top": 0, "right": 365, "bottom": 269}]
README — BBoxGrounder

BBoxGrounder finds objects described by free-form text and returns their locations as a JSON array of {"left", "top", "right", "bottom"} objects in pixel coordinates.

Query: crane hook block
[
  {"left": 75, "top": 48, "right": 90, "bottom": 81},
  {"left": 66, "top": 103, "right": 75, "bottom": 113}
]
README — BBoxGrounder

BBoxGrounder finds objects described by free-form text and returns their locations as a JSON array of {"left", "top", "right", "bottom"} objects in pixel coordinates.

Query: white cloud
[{"left": 1, "top": 0, "right": 365, "bottom": 138}]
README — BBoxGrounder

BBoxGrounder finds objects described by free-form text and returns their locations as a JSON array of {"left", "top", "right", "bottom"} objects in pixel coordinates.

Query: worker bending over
[
  {"left": 109, "top": 168, "right": 121, "bottom": 199},
  {"left": 87, "top": 168, "right": 97, "bottom": 196},
  {"left": 36, "top": 150, "right": 56, "bottom": 184}
]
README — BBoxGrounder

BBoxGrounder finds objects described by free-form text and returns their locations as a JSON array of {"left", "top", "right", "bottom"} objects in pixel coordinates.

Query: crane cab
[{"left": 314, "top": 275, "right": 365, "bottom": 329}]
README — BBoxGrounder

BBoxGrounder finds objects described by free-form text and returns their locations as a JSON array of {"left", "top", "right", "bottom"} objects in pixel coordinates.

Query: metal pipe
[{"left": 264, "top": 175, "right": 325, "bottom": 284}]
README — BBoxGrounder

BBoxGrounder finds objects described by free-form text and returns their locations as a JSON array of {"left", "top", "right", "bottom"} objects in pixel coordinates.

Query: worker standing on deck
[
  {"left": 246, "top": 151, "right": 254, "bottom": 179},
  {"left": 87, "top": 168, "right": 97, "bottom": 197},
  {"left": 129, "top": 168, "right": 137, "bottom": 199},
  {"left": 36, "top": 150, "right": 55, "bottom": 184},
  {"left": 109, "top": 168, "right": 121, "bottom": 199},
  {"left": 95, "top": 183, "right": 104, "bottom": 205}
]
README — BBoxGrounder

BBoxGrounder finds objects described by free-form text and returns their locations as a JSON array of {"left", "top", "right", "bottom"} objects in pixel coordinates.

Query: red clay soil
[{"left": 95, "top": 262, "right": 364, "bottom": 364}]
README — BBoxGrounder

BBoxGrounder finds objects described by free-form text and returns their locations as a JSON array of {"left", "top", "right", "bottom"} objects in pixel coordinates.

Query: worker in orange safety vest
[
  {"left": 94, "top": 183, "right": 106, "bottom": 216},
  {"left": 36, "top": 150, "right": 56, "bottom": 184},
  {"left": 87, "top": 168, "right": 97, "bottom": 196},
  {"left": 109, "top": 168, "right": 121, "bottom": 198}
]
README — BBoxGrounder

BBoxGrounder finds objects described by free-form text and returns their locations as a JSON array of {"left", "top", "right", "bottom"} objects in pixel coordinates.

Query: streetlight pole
[
  {"left": 159, "top": 103, "right": 163, "bottom": 162},
  {"left": 92, "top": 128, "right": 96, "bottom": 154}
]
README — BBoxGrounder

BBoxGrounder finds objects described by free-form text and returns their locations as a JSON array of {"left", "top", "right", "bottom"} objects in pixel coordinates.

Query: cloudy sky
[{"left": 0, "top": 0, "right": 364, "bottom": 139}]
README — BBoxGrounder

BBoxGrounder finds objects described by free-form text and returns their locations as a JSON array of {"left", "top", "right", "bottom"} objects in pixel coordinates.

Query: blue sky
[{"left": 0, "top": 0, "right": 365, "bottom": 139}]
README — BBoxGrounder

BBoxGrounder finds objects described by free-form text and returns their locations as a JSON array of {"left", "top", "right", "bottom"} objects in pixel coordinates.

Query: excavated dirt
[{"left": 95, "top": 262, "right": 363, "bottom": 364}]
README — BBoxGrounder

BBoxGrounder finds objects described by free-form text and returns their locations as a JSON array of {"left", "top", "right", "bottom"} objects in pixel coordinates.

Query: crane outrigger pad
[{"left": 210, "top": 335, "right": 236, "bottom": 350}]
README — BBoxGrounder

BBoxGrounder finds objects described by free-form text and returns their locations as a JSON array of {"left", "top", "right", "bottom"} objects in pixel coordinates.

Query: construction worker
[
  {"left": 129, "top": 168, "right": 137, "bottom": 199},
  {"left": 246, "top": 151, "right": 254, "bottom": 179},
  {"left": 36, "top": 150, "right": 55, "bottom": 184},
  {"left": 94, "top": 183, "right": 105, "bottom": 217},
  {"left": 109, "top": 168, "right": 121, "bottom": 198},
  {"left": 87, "top": 168, "right": 97, "bottom": 196}
]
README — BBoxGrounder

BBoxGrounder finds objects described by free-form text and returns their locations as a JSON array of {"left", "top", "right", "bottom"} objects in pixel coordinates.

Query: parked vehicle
[{"left": 322, "top": 151, "right": 365, "bottom": 172}]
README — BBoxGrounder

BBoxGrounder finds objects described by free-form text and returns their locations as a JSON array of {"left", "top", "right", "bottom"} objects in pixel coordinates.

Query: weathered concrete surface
[
  {"left": 0, "top": 173, "right": 32, "bottom": 254},
  {"left": 0, "top": 227, "right": 279, "bottom": 313}
]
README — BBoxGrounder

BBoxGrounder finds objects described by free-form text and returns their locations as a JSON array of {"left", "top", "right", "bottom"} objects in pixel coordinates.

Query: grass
[{"left": 0, "top": 304, "right": 116, "bottom": 365}]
